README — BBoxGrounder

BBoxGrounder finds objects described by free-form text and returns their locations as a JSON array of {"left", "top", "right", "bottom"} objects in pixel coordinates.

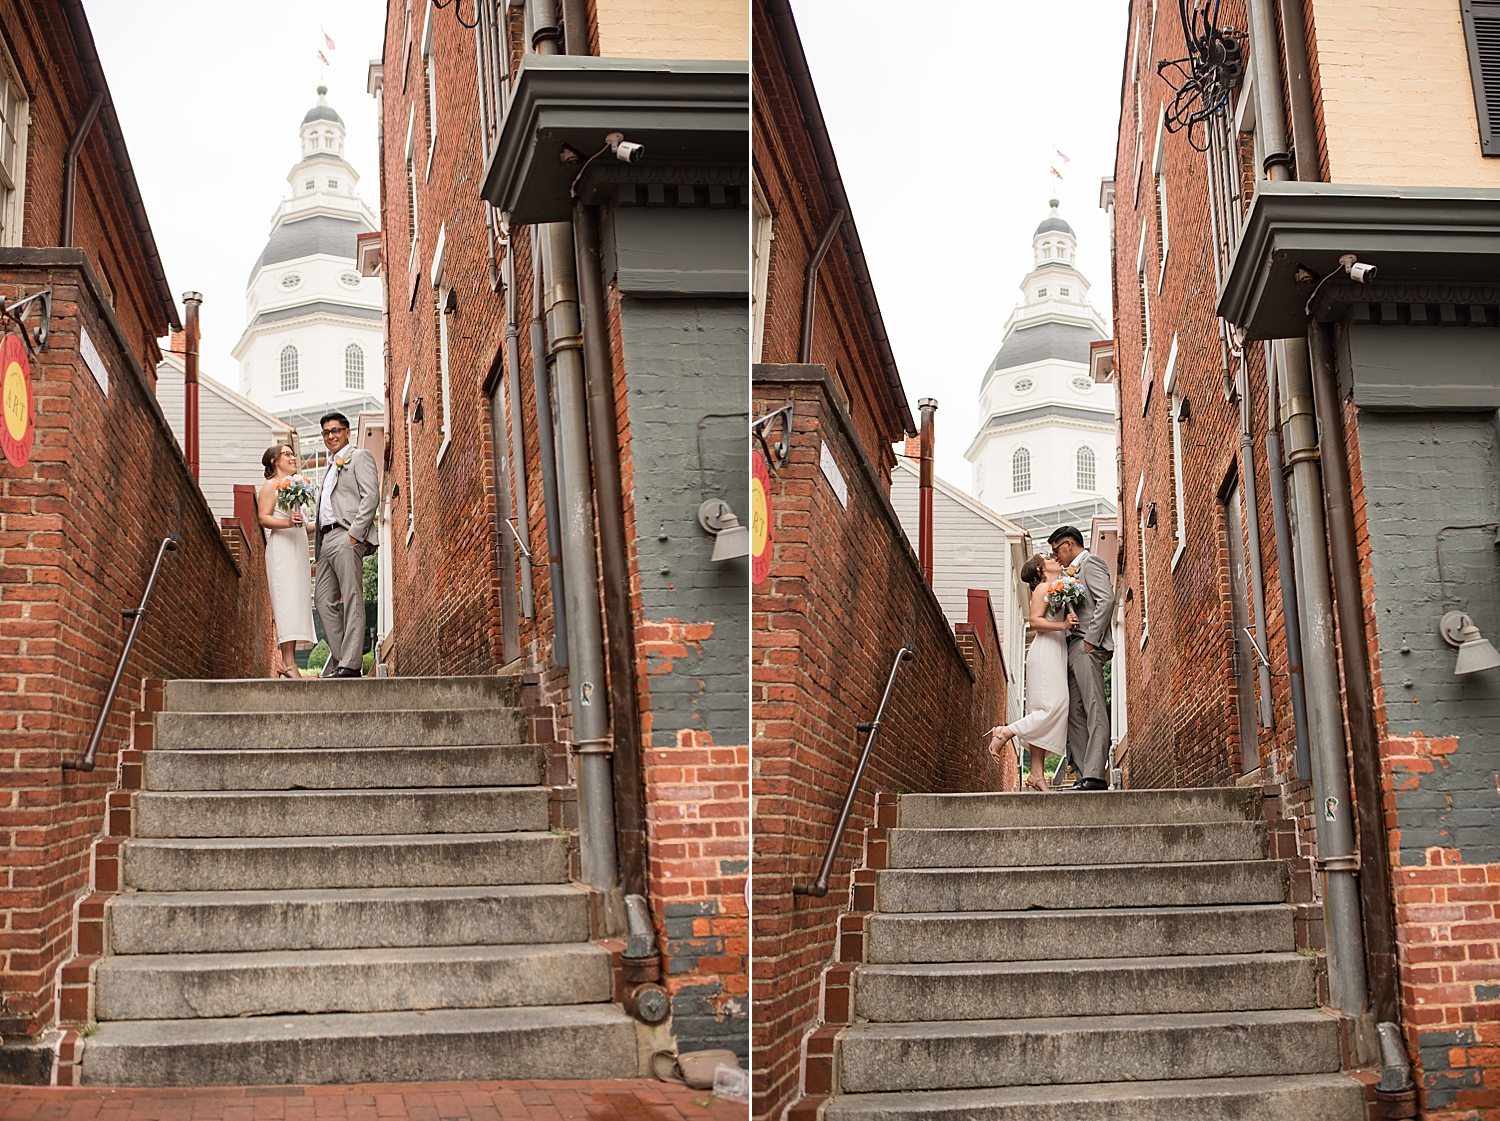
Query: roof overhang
[
  {"left": 1219, "top": 181, "right": 1500, "bottom": 340},
  {"left": 481, "top": 54, "right": 749, "bottom": 225}
]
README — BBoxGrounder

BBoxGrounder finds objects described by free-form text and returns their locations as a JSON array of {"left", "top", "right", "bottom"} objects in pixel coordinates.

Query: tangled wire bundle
[{"left": 1156, "top": 0, "right": 1245, "bottom": 151}]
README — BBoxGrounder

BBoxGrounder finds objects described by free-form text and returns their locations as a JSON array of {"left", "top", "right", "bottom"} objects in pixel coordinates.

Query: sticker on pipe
[
  {"left": 1, "top": 333, "right": 33, "bottom": 468},
  {"left": 752, "top": 449, "right": 772, "bottom": 584}
]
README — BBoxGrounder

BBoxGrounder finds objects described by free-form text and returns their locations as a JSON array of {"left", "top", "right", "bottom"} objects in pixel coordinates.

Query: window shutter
[{"left": 1462, "top": 0, "right": 1500, "bottom": 155}]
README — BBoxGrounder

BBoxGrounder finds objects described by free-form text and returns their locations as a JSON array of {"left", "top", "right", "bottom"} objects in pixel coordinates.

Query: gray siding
[{"left": 1358, "top": 410, "right": 1500, "bottom": 865}]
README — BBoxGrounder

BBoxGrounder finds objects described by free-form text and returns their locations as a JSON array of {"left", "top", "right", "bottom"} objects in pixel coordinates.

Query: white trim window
[
  {"left": 1136, "top": 222, "right": 1153, "bottom": 414},
  {"left": 422, "top": 3, "right": 438, "bottom": 178},
  {"left": 1163, "top": 333, "right": 1187, "bottom": 571},
  {"left": 430, "top": 222, "right": 451, "bottom": 467},
  {"left": 751, "top": 179, "right": 773, "bottom": 363},
  {"left": 402, "top": 368, "right": 417, "bottom": 543},
  {"left": 1135, "top": 473, "right": 1150, "bottom": 649},
  {"left": 405, "top": 108, "right": 419, "bottom": 281},
  {"left": 1154, "top": 110, "right": 1170, "bottom": 288},
  {"left": 0, "top": 41, "right": 29, "bottom": 247},
  {"left": 1077, "top": 445, "right": 1097, "bottom": 492},
  {"left": 1012, "top": 446, "right": 1032, "bottom": 494},
  {"left": 279, "top": 345, "right": 299, "bottom": 393},
  {"left": 345, "top": 343, "right": 365, "bottom": 391}
]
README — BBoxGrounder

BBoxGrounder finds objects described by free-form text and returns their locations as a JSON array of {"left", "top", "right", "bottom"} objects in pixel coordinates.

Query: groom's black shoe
[
  {"left": 330, "top": 667, "right": 362, "bottom": 679},
  {"left": 1070, "top": 777, "right": 1109, "bottom": 791}
]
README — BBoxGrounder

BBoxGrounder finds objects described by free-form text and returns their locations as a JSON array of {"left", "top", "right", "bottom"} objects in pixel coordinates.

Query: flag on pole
[
  {"left": 1049, "top": 166, "right": 1064, "bottom": 180},
  {"left": 323, "top": 30, "right": 336, "bottom": 50},
  {"left": 318, "top": 50, "right": 330, "bottom": 66},
  {"left": 1054, "top": 147, "right": 1072, "bottom": 163}
]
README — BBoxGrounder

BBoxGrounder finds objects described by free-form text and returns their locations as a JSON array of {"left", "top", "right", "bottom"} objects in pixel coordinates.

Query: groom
[
  {"left": 314, "top": 412, "right": 379, "bottom": 678},
  {"left": 1048, "top": 526, "right": 1115, "bottom": 791}
]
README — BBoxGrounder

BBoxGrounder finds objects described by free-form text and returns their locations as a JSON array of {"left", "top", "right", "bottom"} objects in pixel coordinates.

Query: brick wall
[
  {"left": 0, "top": 256, "right": 272, "bottom": 1045},
  {"left": 751, "top": 366, "right": 1005, "bottom": 1121},
  {"left": 377, "top": 0, "right": 748, "bottom": 1062}
]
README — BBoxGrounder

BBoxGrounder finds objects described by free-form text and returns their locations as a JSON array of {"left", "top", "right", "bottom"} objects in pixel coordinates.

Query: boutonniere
[
  {"left": 1065, "top": 566, "right": 1078, "bottom": 577},
  {"left": 333, "top": 452, "right": 351, "bottom": 474}
]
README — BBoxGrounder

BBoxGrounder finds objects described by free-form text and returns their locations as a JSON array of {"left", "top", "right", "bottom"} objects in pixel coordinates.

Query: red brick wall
[
  {"left": 0, "top": 257, "right": 272, "bottom": 1040},
  {"left": 751, "top": 368, "right": 1005, "bottom": 1121}
]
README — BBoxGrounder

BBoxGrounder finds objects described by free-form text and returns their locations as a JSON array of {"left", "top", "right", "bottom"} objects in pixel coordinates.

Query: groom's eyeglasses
[{"left": 321, "top": 425, "right": 348, "bottom": 439}]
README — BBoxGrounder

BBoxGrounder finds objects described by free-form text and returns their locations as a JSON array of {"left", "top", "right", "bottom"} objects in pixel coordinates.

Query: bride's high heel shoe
[{"left": 278, "top": 664, "right": 301, "bottom": 680}]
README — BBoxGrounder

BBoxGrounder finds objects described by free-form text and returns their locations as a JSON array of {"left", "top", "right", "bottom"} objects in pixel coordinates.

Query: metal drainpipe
[
  {"left": 917, "top": 399, "right": 936, "bottom": 584},
  {"left": 542, "top": 219, "right": 618, "bottom": 896},
  {"left": 1237, "top": 357, "right": 1274, "bottom": 729},
  {"left": 503, "top": 249, "right": 535, "bottom": 618},
  {"left": 798, "top": 210, "right": 844, "bottom": 363},
  {"left": 1245, "top": 0, "right": 1370, "bottom": 1029},
  {"left": 1264, "top": 344, "right": 1312, "bottom": 778},
  {"left": 531, "top": 229, "right": 569, "bottom": 667},
  {"left": 61, "top": 91, "right": 103, "bottom": 247},
  {"left": 182, "top": 292, "right": 202, "bottom": 481},
  {"left": 1309, "top": 321, "right": 1401, "bottom": 1031},
  {"left": 573, "top": 201, "right": 647, "bottom": 898}
]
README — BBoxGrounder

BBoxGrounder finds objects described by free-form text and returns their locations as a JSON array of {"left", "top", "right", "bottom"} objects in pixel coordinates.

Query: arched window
[
  {"left": 1077, "top": 446, "right": 1097, "bottom": 491},
  {"left": 279, "top": 345, "right": 298, "bottom": 393},
  {"left": 345, "top": 343, "right": 365, "bottom": 390},
  {"left": 1013, "top": 447, "right": 1032, "bottom": 494}
]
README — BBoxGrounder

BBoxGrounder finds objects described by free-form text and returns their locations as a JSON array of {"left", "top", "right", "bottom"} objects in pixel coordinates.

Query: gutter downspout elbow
[
  {"left": 61, "top": 91, "right": 104, "bottom": 247},
  {"left": 799, "top": 209, "right": 844, "bottom": 364},
  {"left": 917, "top": 399, "right": 936, "bottom": 585}
]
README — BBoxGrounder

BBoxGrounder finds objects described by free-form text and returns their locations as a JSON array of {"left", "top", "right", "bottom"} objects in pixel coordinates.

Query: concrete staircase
[
  {"left": 76, "top": 676, "right": 638, "bottom": 1087},
  {"left": 820, "top": 788, "right": 1367, "bottom": 1120}
]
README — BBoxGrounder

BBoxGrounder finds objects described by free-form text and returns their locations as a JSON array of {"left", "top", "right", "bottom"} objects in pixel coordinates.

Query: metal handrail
[
  {"left": 794, "top": 643, "right": 914, "bottom": 897},
  {"left": 62, "top": 537, "right": 178, "bottom": 772}
]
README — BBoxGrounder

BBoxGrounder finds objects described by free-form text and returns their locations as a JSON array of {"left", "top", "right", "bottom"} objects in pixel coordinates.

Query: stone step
[
  {"left": 854, "top": 953, "right": 1317, "bottom": 1022},
  {"left": 153, "top": 708, "right": 527, "bottom": 750},
  {"left": 109, "top": 885, "right": 591, "bottom": 955},
  {"left": 122, "top": 833, "right": 568, "bottom": 892},
  {"left": 865, "top": 905, "right": 1296, "bottom": 964},
  {"left": 143, "top": 744, "right": 546, "bottom": 792},
  {"left": 823, "top": 1074, "right": 1366, "bottom": 1121},
  {"left": 897, "top": 788, "right": 1261, "bottom": 831},
  {"left": 837, "top": 1008, "right": 1342, "bottom": 1094},
  {"left": 95, "top": 943, "right": 612, "bottom": 1020},
  {"left": 133, "top": 788, "right": 549, "bottom": 838},
  {"left": 887, "top": 821, "right": 1267, "bottom": 869},
  {"left": 162, "top": 675, "right": 522, "bottom": 713},
  {"left": 876, "top": 860, "right": 1289, "bottom": 914},
  {"left": 77, "top": 1004, "right": 639, "bottom": 1086}
]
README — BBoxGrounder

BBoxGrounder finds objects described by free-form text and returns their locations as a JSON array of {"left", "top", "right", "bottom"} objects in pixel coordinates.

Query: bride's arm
[
  {"left": 1028, "top": 585, "right": 1077, "bottom": 632},
  {"left": 256, "top": 481, "right": 295, "bottom": 530}
]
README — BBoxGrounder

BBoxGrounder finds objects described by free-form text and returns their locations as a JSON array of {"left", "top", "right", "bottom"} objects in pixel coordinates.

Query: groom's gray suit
[
  {"left": 314, "top": 446, "right": 379, "bottom": 675},
  {"left": 1065, "top": 549, "right": 1115, "bottom": 782}
]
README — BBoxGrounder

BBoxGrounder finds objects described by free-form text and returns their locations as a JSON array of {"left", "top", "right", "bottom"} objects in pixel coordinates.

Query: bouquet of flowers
[
  {"left": 275, "top": 473, "right": 317, "bottom": 516},
  {"left": 1045, "top": 569, "right": 1086, "bottom": 616}
]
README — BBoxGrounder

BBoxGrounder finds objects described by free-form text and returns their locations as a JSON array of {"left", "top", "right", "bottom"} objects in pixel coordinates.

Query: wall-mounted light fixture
[
  {"left": 1440, "top": 611, "right": 1500, "bottom": 675},
  {"left": 698, "top": 499, "right": 750, "bottom": 561},
  {"left": 1177, "top": 396, "right": 1192, "bottom": 422},
  {"left": 443, "top": 288, "right": 458, "bottom": 315},
  {"left": 412, "top": 396, "right": 425, "bottom": 423},
  {"left": 1145, "top": 501, "right": 1158, "bottom": 528}
]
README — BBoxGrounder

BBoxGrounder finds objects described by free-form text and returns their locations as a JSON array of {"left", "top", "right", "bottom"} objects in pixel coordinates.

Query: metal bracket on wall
[
  {"left": 505, "top": 517, "right": 548, "bottom": 568},
  {"left": 0, "top": 288, "right": 52, "bottom": 355},
  {"left": 751, "top": 402, "right": 794, "bottom": 471}
]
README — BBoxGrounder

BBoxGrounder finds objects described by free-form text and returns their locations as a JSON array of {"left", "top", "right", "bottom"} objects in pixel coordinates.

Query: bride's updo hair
[
  {"left": 1020, "top": 553, "right": 1048, "bottom": 590},
  {"left": 262, "top": 445, "right": 289, "bottom": 479}
]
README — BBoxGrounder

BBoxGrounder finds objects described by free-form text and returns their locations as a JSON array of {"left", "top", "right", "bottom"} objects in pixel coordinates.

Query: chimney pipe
[
  {"left": 182, "top": 292, "right": 202, "bottom": 480},
  {"left": 918, "top": 398, "right": 937, "bottom": 585}
]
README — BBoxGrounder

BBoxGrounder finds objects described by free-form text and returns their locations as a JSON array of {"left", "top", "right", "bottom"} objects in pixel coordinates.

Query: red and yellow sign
[
  {"left": 751, "top": 449, "right": 772, "bottom": 584},
  {"left": 1, "top": 333, "right": 33, "bottom": 468}
]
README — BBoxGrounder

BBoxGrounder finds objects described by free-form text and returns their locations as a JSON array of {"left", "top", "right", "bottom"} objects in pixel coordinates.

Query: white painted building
[
  {"left": 965, "top": 202, "right": 1115, "bottom": 538},
  {"left": 155, "top": 348, "right": 297, "bottom": 525},
  {"left": 890, "top": 455, "right": 1032, "bottom": 723},
  {"left": 233, "top": 87, "right": 383, "bottom": 446}
]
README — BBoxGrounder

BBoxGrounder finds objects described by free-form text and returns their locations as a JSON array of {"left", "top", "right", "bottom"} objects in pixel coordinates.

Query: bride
[
  {"left": 258, "top": 444, "right": 317, "bottom": 679},
  {"left": 987, "top": 553, "right": 1078, "bottom": 792}
]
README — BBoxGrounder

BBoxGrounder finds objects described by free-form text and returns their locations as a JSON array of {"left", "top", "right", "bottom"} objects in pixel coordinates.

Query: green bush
[{"left": 307, "top": 641, "right": 330, "bottom": 674}]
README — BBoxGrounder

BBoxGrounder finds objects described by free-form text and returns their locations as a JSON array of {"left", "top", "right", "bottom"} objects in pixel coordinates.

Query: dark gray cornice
[
  {"left": 1219, "top": 181, "right": 1500, "bottom": 340},
  {"left": 981, "top": 404, "right": 1115, "bottom": 429},
  {"left": 481, "top": 54, "right": 748, "bottom": 224},
  {"left": 251, "top": 300, "right": 383, "bottom": 326}
]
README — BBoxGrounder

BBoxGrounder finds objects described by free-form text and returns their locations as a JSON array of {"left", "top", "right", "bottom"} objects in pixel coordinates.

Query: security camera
[
  {"left": 1339, "top": 254, "right": 1377, "bottom": 284},
  {"left": 606, "top": 131, "right": 644, "bottom": 163}
]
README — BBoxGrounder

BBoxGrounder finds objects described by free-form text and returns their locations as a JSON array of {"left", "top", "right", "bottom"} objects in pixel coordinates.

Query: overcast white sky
[
  {"left": 791, "top": 1, "right": 1128, "bottom": 489},
  {"left": 83, "top": 1, "right": 387, "bottom": 381}
]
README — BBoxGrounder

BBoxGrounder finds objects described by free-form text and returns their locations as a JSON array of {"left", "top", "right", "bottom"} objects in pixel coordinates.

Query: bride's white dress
[
  {"left": 265, "top": 524, "right": 316, "bottom": 646},
  {"left": 1011, "top": 626, "right": 1070, "bottom": 756}
]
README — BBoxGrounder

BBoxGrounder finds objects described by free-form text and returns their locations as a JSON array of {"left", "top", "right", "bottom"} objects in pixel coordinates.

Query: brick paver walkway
[{"left": 0, "top": 1080, "right": 747, "bottom": 1121}]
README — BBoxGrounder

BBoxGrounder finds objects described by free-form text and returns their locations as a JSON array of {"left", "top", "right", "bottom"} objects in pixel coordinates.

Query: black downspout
[
  {"left": 61, "top": 91, "right": 104, "bottom": 247},
  {"left": 530, "top": 228, "right": 569, "bottom": 667},
  {"left": 798, "top": 209, "right": 843, "bottom": 364}
]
